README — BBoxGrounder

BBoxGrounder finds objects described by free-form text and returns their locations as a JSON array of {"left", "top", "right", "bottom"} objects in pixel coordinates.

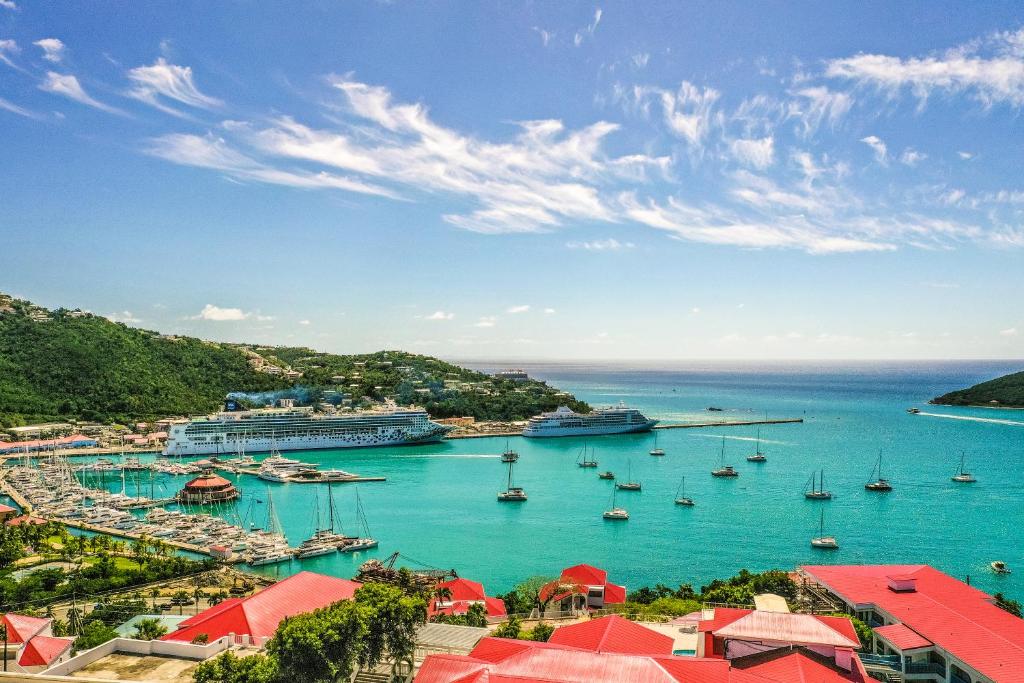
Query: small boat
[
  {"left": 501, "top": 441, "right": 519, "bottom": 463},
  {"left": 598, "top": 471, "right": 615, "bottom": 480},
  {"left": 711, "top": 437, "right": 739, "bottom": 477},
  {"left": 296, "top": 543, "right": 337, "bottom": 559},
  {"left": 746, "top": 428, "right": 766, "bottom": 462},
  {"left": 810, "top": 509, "right": 839, "bottom": 549},
  {"left": 674, "top": 476, "right": 694, "bottom": 506},
  {"left": 248, "top": 551, "right": 293, "bottom": 566},
  {"left": 992, "top": 561, "right": 1012, "bottom": 574},
  {"left": 616, "top": 461, "right": 641, "bottom": 491},
  {"left": 864, "top": 450, "right": 892, "bottom": 492},
  {"left": 649, "top": 431, "right": 665, "bottom": 456},
  {"left": 707, "top": 406, "right": 723, "bottom": 412},
  {"left": 805, "top": 469, "right": 833, "bottom": 500},
  {"left": 907, "top": 407, "right": 921, "bottom": 414},
  {"left": 498, "top": 458, "right": 527, "bottom": 502},
  {"left": 577, "top": 445, "right": 598, "bottom": 468},
  {"left": 603, "top": 487, "right": 629, "bottom": 520},
  {"left": 952, "top": 453, "right": 976, "bottom": 483},
  {"left": 339, "top": 538, "right": 379, "bottom": 553}
]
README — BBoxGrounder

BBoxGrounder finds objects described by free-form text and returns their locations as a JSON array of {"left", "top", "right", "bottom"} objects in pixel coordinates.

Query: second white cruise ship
[
  {"left": 163, "top": 400, "right": 453, "bottom": 456},
  {"left": 522, "top": 404, "right": 657, "bottom": 438}
]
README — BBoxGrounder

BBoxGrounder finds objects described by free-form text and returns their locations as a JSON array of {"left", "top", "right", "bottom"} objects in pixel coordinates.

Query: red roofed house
[
  {"left": 429, "top": 578, "right": 506, "bottom": 619},
  {"left": 548, "top": 564, "right": 627, "bottom": 612},
  {"left": 0, "top": 613, "right": 73, "bottom": 673},
  {"left": 0, "top": 504, "right": 16, "bottom": 523},
  {"left": 801, "top": 564, "right": 1024, "bottom": 683},
  {"left": 696, "top": 606, "right": 864, "bottom": 678},
  {"left": 416, "top": 614, "right": 868, "bottom": 683},
  {"left": 162, "top": 571, "right": 360, "bottom": 646},
  {"left": 5, "top": 515, "right": 48, "bottom": 527}
]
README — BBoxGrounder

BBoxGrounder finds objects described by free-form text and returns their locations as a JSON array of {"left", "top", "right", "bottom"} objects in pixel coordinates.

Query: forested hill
[
  {"left": 0, "top": 293, "right": 587, "bottom": 426},
  {"left": 931, "top": 370, "right": 1024, "bottom": 408}
]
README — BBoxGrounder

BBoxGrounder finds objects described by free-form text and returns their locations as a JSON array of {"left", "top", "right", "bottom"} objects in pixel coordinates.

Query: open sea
[{"left": 84, "top": 360, "right": 1024, "bottom": 597}]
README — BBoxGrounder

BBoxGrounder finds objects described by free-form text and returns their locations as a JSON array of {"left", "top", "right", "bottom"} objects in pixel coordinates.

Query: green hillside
[
  {"left": 931, "top": 370, "right": 1024, "bottom": 408},
  {"left": 0, "top": 294, "right": 587, "bottom": 427}
]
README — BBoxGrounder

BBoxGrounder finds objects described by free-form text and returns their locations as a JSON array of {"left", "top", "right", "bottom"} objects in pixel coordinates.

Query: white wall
[{"left": 42, "top": 636, "right": 231, "bottom": 677}]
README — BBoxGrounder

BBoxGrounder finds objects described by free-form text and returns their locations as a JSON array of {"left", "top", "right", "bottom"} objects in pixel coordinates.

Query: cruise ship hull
[
  {"left": 522, "top": 422, "right": 656, "bottom": 438},
  {"left": 163, "top": 430, "right": 447, "bottom": 457}
]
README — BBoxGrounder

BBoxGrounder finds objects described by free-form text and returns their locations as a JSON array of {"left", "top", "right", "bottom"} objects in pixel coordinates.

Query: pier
[{"left": 56, "top": 517, "right": 242, "bottom": 563}]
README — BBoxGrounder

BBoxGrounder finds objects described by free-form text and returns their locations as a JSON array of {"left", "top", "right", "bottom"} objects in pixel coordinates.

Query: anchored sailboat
[
  {"left": 712, "top": 437, "right": 739, "bottom": 477},
  {"left": 339, "top": 489, "right": 378, "bottom": 552},
  {"left": 865, "top": 450, "right": 892, "bottom": 491},
  {"left": 810, "top": 509, "right": 839, "bottom": 549},
  {"left": 603, "top": 486, "right": 629, "bottom": 520},
  {"left": 804, "top": 469, "right": 833, "bottom": 500},
  {"left": 501, "top": 440, "right": 519, "bottom": 463},
  {"left": 952, "top": 453, "right": 976, "bottom": 483},
  {"left": 616, "top": 461, "right": 641, "bottom": 491},
  {"left": 746, "top": 428, "right": 766, "bottom": 462},
  {"left": 497, "top": 458, "right": 527, "bottom": 501},
  {"left": 577, "top": 445, "right": 598, "bottom": 468},
  {"left": 674, "top": 476, "right": 694, "bottom": 506},
  {"left": 649, "top": 431, "right": 665, "bottom": 456}
]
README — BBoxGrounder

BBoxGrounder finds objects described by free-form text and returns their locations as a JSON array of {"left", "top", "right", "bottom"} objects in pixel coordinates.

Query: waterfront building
[
  {"left": 545, "top": 563, "right": 627, "bottom": 611},
  {"left": 0, "top": 504, "right": 16, "bottom": 523},
  {"left": 429, "top": 578, "right": 507, "bottom": 619},
  {"left": 801, "top": 564, "right": 1024, "bottom": 683},
  {"left": 415, "top": 614, "right": 867, "bottom": 682},
  {"left": 164, "top": 400, "right": 452, "bottom": 456},
  {"left": 0, "top": 613, "right": 74, "bottom": 673},
  {"left": 162, "top": 571, "right": 361, "bottom": 645},
  {"left": 522, "top": 404, "right": 657, "bottom": 438},
  {"left": 176, "top": 473, "right": 240, "bottom": 505},
  {"left": 0, "top": 434, "right": 97, "bottom": 454}
]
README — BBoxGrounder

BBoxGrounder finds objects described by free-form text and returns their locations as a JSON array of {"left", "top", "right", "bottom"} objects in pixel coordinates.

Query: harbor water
[{"left": 85, "top": 360, "right": 1023, "bottom": 596}]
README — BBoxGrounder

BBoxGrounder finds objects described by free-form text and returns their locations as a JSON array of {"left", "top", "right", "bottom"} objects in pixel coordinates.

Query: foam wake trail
[{"left": 917, "top": 412, "right": 1024, "bottom": 427}]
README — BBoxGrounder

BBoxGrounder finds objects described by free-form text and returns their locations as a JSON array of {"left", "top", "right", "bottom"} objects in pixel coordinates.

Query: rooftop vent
[{"left": 887, "top": 574, "right": 917, "bottom": 593}]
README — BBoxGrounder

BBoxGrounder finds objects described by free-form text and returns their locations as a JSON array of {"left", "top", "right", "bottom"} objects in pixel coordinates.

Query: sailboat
[
  {"left": 339, "top": 489, "right": 378, "bottom": 552},
  {"left": 248, "top": 489, "right": 293, "bottom": 566},
  {"left": 864, "top": 450, "right": 892, "bottom": 491},
  {"left": 674, "top": 476, "right": 694, "bottom": 506},
  {"left": 804, "top": 469, "right": 833, "bottom": 500},
  {"left": 577, "top": 445, "right": 598, "bottom": 468},
  {"left": 616, "top": 461, "right": 641, "bottom": 490},
  {"left": 497, "top": 458, "right": 527, "bottom": 501},
  {"left": 649, "top": 431, "right": 665, "bottom": 456},
  {"left": 711, "top": 437, "right": 739, "bottom": 477},
  {"left": 296, "top": 492, "right": 337, "bottom": 559},
  {"left": 746, "top": 428, "right": 766, "bottom": 462},
  {"left": 810, "top": 509, "right": 839, "bottom": 549},
  {"left": 598, "top": 470, "right": 615, "bottom": 480},
  {"left": 952, "top": 453, "right": 976, "bottom": 483},
  {"left": 501, "top": 440, "right": 519, "bottom": 463},
  {"left": 603, "top": 486, "right": 629, "bottom": 520}
]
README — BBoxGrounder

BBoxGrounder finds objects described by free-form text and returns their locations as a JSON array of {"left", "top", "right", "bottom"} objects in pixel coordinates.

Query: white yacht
[
  {"left": 523, "top": 404, "right": 657, "bottom": 438},
  {"left": 164, "top": 400, "right": 453, "bottom": 456}
]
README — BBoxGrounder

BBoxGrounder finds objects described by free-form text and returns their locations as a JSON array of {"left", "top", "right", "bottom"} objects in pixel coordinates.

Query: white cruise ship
[
  {"left": 163, "top": 401, "right": 452, "bottom": 456},
  {"left": 522, "top": 404, "right": 657, "bottom": 438}
]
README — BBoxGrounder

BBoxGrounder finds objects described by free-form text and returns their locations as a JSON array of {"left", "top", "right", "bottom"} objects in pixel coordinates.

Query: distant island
[
  {"left": 931, "top": 370, "right": 1024, "bottom": 408},
  {"left": 0, "top": 293, "right": 588, "bottom": 427}
]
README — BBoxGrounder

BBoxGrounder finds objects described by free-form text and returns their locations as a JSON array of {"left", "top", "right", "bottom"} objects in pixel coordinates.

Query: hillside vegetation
[
  {"left": 0, "top": 294, "right": 587, "bottom": 427},
  {"left": 932, "top": 370, "right": 1024, "bottom": 408}
]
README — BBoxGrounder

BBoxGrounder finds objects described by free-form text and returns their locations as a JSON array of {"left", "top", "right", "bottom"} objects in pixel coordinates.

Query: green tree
[
  {"left": 513, "top": 576, "right": 559, "bottom": 617},
  {"left": 73, "top": 620, "right": 118, "bottom": 654},
  {"left": 525, "top": 622, "right": 554, "bottom": 642},
  {"left": 995, "top": 593, "right": 1023, "bottom": 618},
  {"left": 492, "top": 616, "right": 522, "bottom": 640},
  {"left": 353, "top": 583, "right": 427, "bottom": 670},
  {"left": 268, "top": 601, "right": 367, "bottom": 683},
  {"left": 132, "top": 618, "right": 168, "bottom": 641},
  {"left": 463, "top": 602, "right": 488, "bottom": 628},
  {"left": 192, "top": 651, "right": 277, "bottom": 683}
]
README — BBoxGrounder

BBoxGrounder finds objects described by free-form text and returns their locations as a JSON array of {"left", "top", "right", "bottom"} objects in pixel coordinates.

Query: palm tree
[
  {"left": 150, "top": 587, "right": 161, "bottom": 611},
  {"left": 132, "top": 618, "right": 168, "bottom": 641}
]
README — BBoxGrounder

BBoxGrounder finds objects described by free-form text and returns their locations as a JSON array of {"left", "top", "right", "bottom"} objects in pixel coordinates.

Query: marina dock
[{"left": 56, "top": 517, "right": 243, "bottom": 562}]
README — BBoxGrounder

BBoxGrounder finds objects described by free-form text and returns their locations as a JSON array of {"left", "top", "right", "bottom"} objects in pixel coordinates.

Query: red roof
[
  {"left": 731, "top": 648, "right": 867, "bottom": 682},
  {"left": 5, "top": 515, "right": 47, "bottom": 526},
  {"left": 18, "top": 635, "right": 72, "bottom": 667},
  {"left": 698, "top": 607, "right": 752, "bottom": 633},
  {"left": 430, "top": 578, "right": 507, "bottom": 618},
  {"left": 713, "top": 611, "right": 860, "bottom": 649},
  {"left": 0, "top": 504, "right": 15, "bottom": 514},
  {"left": 438, "top": 578, "right": 487, "bottom": 602},
  {"left": 561, "top": 564, "right": 608, "bottom": 586},
  {"left": 183, "top": 474, "right": 234, "bottom": 489},
  {"left": 418, "top": 636, "right": 755, "bottom": 683},
  {"left": 874, "top": 623, "right": 932, "bottom": 650},
  {"left": 803, "top": 564, "right": 1024, "bottom": 680},
  {"left": 162, "top": 572, "right": 360, "bottom": 642},
  {"left": 2, "top": 613, "right": 49, "bottom": 644},
  {"left": 547, "top": 615, "right": 674, "bottom": 655}
]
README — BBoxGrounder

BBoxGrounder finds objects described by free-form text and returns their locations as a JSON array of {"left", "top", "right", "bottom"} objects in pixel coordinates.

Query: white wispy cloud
[
  {"left": 33, "top": 38, "right": 64, "bottom": 63},
  {"left": 127, "top": 57, "right": 222, "bottom": 115},
  {"left": 574, "top": 8, "right": 603, "bottom": 47},
  {"left": 506, "top": 305, "right": 530, "bottom": 314},
  {"left": 0, "top": 96, "right": 38, "bottom": 119},
  {"left": 631, "top": 53, "right": 650, "bottom": 69},
  {"left": 0, "top": 39, "right": 20, "bottom": 69},
  {"left": 544, "top": 308, "right": 556, "bottom": 314},
  {"left": 192, "top": 304, "right": 270, "bottom": 321},
  {"left": 1000, "top": 327, "right": 1018, "bottom": 336},
  {"left": 647, "top": 81, "right": 721, "bottom": 147},
  {"left": 298, "top": 319, "right": 311, "bottom": 326},
  {"left": 532, "top": 27, "right": 554, "bottom": 47},
  {"left": 39, "top": 71, "right": 125, "bottom": 115},
  {"left": 826, "top": 28, "right": 1024, "bottom": 107},
  {"left": 792, "top": 86, "right": 853, "bottom": 138},
  {"left": 860, "top": 135, "right": 888, "bottom": 164},
  {"left": 899, "top": 148, "right": 927, "bottom": 166},
  {"left": 730, "top": 136, "right": 775, "bottom": 169},
  {"left": 422, "top": 310, "right": 454, "bottom": 321},
  {"left": 473, "top": 316, "right": 497, "bottom": 328},
  {"left": 106, "top": 311, "right": 141, "bottom": 324},
  {"left": 566, "top": 238, "right": 635, "bottom": 250},
  {"left": 0, "top": 0, "right": 18, "bottom": 10},
  {"left": 957, "top": 151, "right": 975, "bottom": 160}
]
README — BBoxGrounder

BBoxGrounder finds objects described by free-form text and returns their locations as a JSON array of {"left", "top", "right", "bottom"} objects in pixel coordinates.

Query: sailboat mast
[{"left": 328, "top": 481, "right": 335, "bottom": 532}]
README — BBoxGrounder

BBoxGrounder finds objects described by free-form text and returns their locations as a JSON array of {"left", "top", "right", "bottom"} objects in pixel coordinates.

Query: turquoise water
[{"left": 87, "top": 360, "right": 1024, "bottom": 597}]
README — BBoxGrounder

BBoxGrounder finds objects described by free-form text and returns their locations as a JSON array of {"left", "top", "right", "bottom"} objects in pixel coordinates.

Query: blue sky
[{"left": 1, "top": 1, "right": 1022, "bottom": 360}]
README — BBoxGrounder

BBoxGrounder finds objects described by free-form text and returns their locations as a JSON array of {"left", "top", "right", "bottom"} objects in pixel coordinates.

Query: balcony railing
[
  {"left": 906, "top": 661, "right": 946, "bottom": 676},
  {"left": 859, "top": 653, "right": 901, "bottom": 670}
]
